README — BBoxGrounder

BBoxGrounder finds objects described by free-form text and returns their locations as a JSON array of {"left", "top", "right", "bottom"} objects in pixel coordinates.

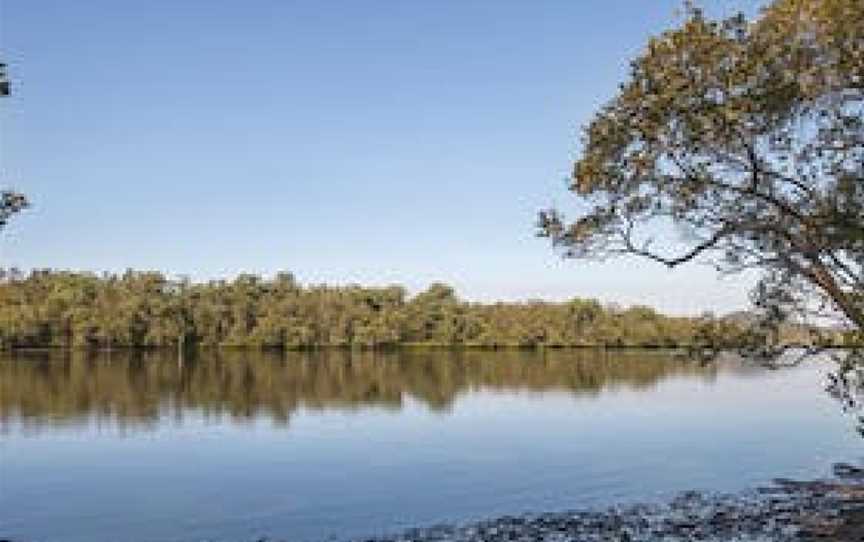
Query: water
[{"left": 0, "top": 349, "right": 861, "bottom": 542}]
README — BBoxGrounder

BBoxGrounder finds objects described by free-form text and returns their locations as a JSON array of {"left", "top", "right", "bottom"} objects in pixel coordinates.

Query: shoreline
[
  {"left": 4, "top": 469, "right": 864, "bottom": 542},
  {"left": 347, "top": 465, "right": 864, "bottom": 542}
]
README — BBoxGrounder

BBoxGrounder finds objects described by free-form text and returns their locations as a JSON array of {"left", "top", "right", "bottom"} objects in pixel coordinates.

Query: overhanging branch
[{"left": 619, "top": 222, "right": 730, "bottom": 268}]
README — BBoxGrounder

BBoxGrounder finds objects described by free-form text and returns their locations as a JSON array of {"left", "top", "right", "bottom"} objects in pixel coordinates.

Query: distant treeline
[{"left": 0, "top": 269, "right": 745, "bottom": 349}]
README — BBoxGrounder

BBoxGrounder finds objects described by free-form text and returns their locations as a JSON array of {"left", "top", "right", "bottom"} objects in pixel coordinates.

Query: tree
[
  {"left": 0, "top": 269, "right": 720, "bottom": 349},
  {"left": 538, "top": 0, "right": 863, "bottom": 336},
  {"left": 0, "top": 59, "right": 29, "bottom": 228}
]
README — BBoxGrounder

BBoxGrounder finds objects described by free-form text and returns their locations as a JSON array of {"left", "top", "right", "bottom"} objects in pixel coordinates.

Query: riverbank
[{"left": 352, "top": 464, "right": 864, "bottom": 542}]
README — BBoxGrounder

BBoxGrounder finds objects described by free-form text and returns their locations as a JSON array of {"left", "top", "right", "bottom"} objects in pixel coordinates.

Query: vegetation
[
  {"left": 539, "top": 0, "right": 863, "bottom": 339},
  {"left": 0, "top": 58, "right": 29, "bottom": 229},
  {"left": 0, "top": 269, "right": 720, "bottom": 349}
]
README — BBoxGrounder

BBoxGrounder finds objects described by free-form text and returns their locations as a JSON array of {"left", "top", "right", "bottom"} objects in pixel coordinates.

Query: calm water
[{"left": 1, "top": 349, "right": 861, "bottom": 542}]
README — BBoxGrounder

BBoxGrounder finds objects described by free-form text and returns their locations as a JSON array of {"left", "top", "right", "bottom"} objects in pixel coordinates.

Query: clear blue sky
[{"left": 0, "top": 1, "right": 765, "bottom": 315}]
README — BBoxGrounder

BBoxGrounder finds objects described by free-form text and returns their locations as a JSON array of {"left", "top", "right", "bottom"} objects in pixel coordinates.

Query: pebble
[{"left": 350, "top": 468, "right": 864, "bottom": 542}]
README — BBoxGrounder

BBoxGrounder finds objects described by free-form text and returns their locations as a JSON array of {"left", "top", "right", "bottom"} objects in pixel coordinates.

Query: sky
[{"left": 0, "top": 0, "right": 767, "bottom": 315}]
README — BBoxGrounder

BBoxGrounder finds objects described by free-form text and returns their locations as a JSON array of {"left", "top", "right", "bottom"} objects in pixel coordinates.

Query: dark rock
[{"left": 833, "top": 462, "right": 864, "bottom": 479}]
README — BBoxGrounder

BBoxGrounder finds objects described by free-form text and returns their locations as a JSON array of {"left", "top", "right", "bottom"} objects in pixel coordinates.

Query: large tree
[
  {"left": 539, "top": 0, "right": 863, "bottom": 334},
  {"left": 0, "top": 59, "right": 28, "bottom": 228}
]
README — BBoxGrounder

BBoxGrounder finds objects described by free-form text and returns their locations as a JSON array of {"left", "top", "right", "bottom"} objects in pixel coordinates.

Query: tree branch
[{"left": 619, "top": 222, "right": 730, "bottom": 268}]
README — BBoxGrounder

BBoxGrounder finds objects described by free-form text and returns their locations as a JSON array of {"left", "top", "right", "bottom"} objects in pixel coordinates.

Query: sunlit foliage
[
  {"left": 0, "top": 269, "right": 713, "bottom": 349},
  {"left": 539, "top": 0, "right": 863, "bottom": 333}
]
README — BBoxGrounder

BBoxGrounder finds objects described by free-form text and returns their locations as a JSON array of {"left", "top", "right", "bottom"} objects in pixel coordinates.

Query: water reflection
[
  {"left": 1, "top": 349, "right": 717, "bottom": 431},
  {"left": 4, "top": 350, "right": 860, "bottom": 542}
]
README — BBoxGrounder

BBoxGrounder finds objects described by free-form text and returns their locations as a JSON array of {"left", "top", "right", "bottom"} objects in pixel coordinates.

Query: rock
[
  {"left": 832, "top": 462, "right": 864, "bottom": 479},
  {"left": 353, "top": 472, "right": 864, "bottom": 542}
]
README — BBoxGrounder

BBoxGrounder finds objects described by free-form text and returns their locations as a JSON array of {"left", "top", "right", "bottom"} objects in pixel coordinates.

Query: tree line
[{"left": 0, "top": 269, "right": 726, "bottom": 349}]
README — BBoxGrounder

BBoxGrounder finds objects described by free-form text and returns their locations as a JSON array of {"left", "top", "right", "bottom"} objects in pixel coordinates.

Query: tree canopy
[
  {"left": 0, "top": 269, "right": 724, "bottom": 349},
  {"left": 539, "top": 0, "right": 863, "bottom": 334}
]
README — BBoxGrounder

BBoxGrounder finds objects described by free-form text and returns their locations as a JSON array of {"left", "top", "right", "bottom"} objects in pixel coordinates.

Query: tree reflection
[{"left": 0, "top": 349, "right": 716, "bottom": 432}]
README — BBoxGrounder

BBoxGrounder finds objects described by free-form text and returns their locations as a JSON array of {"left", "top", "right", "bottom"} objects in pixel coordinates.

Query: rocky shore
[{"left": 355, "top": 464, "right": 864, "bottom": 542}]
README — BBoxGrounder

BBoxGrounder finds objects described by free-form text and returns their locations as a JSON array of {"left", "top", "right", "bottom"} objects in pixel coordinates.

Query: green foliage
[
  {"left": 0, "top": 269, "right": 710, "bottom": 349},
  {"left": 539, "top": 0, "right": 863, "bottom": 332}
]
